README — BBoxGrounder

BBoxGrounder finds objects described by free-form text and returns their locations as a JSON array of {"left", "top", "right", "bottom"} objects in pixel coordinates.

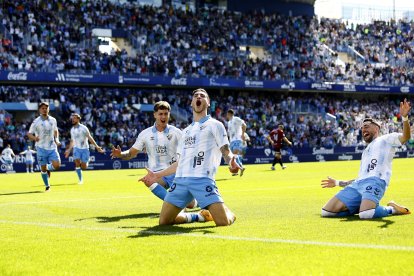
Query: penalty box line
[{"left": 0, "top": 219, "right": 414, "bottom": 252}]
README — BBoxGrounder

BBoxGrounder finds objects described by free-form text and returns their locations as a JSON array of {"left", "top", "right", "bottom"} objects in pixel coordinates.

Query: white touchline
[
  {"left": 0, "top": 220, "right": 413, "bottom": 252},
  {"left": 0, "top": 195, "right": 148, "bottom": 206}
]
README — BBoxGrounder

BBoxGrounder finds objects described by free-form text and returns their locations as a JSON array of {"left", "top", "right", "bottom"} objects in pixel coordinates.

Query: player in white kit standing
[
  {"left": 226, "top": 109, "right": 246, "bottom": 176},
  {"left": 19, "top": 146, "right": 36, "bottom": 173},
  {"left": 65, "top": 113, "right": 104, "bottom": 184},
  {"left": 27, "top": 102, "right": 61, "bottom": 191}
]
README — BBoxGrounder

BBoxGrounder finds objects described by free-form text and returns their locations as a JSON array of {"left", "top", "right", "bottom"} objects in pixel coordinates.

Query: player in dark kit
[{"left": 266, "top": 124, "right": 292, "bottom": 170}]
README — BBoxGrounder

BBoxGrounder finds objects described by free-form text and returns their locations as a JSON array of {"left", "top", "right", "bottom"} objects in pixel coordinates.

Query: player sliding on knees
[
  {"left": 140, "top": 88, "right": 238, "bottom": 226},
  {"left": 111, "top": 101, "right": 197, "bottom": 209},
  {"left": 320, "top": 99, "right": 411, "bottom": 219}
]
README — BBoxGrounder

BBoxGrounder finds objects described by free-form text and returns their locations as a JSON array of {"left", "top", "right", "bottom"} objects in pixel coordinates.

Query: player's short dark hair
[
  {"left": 227, "top": 109, "right": 235, "bottom": 115},
  {"left": 362, "top": 117, "right": 381, "bottom": 128},
  {"left": 192, "top": 88, "right": 209, "bottom": 99},
  {"left": 38, "top": 102, "right": 49, "bottom": 109},
  {"left": 154, "top": 101, "right": 171, "bottom": 112},
  {"left": 72, "top": 113, "right": 81, "bottom": 119}
]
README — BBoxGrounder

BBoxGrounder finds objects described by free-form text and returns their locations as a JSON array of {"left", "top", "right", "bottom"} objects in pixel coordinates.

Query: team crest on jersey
[
  {"left": 166, "top": 134, "right": 172, "bottom": 140},
  {"left": 150, "top": 136, "right": 155, "bottom": 140},
  {"left": 184, "top": 136, "right": 196, "bottom": 146},
  {"left": 200, "top": 125, "right": 207, "bottom": 131}
]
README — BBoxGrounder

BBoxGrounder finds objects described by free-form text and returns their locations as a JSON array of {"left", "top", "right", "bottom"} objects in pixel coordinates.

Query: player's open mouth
[
  {"left": 363, "top": 132, "right": 369, "bottom": 138},
  {"left": 196, "top": 100, "right": 201, "bottom": 106}
]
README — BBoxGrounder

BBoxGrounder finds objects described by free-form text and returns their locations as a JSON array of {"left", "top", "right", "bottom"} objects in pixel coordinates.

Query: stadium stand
[{"left": 1, "top": 1, "right": 414, "bottom": 85}]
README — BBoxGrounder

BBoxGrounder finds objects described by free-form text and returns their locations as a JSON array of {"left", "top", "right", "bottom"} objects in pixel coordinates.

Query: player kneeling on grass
[
  {"left": 140, "top": 88, "right": 238, "bottom": 226},
  {"left": 320, "top": 99, "right": 411, "bottom": 219}
]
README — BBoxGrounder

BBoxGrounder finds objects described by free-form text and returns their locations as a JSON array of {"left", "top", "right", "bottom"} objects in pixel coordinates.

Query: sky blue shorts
[
  {"left": 230, "top": 140, "right": 244, "bottom": 153},
  {"left": 335, "top": 177, "right": 386, "bottom": 214},
  {"left": 26, "top": 159, "right": 34, "bottom": 165},
  {"left": 73, "top": 148, "right": 90, "bottom": 164},
  {"left": 164, "top": 177, "right": 224, "bottom": 209},
  {"left": 161, "top": 173, "right": 175, "bottom": 189},
  {"left": 2, "top": 158, "right": 13, "bottom": 165},
  {"left": 36, "top": 147, "right": 60, "bottom": 166}
]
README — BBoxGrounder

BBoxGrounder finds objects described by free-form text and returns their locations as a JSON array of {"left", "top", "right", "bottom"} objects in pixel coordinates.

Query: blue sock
[
  {"left": 373, "top": 206, "right": 392, "bottom": 218},
  {"left": 149, "top": 184, "right": 167, "bottom": 200},
  {"left": 46, "top": 164, "right": 55, "bottom": 171},
  {"left": 237, "top": 155, "right": 243, "bottom": 166},
  {"left": 185, "top": 213, "right": 200, "bottom": 222},
  {"left": 41, "top": 172, "right": 49, "bottom": 187},
  {"left": 75, "top": 167, "right": 82, "bottom": 181}
]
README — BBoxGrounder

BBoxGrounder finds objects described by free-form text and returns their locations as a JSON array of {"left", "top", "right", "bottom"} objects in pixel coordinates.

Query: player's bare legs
[
  {"left": 159, "top": 201, "right": 184, "bottom": 225},
  {"left": 321, "top": 196, "right": 349, "bottom": 217},
  {"left": 207, "top": 202, "right": 236, "bottom": 226}
]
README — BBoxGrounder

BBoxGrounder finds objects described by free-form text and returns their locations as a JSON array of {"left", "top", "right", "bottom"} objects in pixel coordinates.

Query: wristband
[
  {"left": 335, "top": 180, "right": 339, "bottom": 186},
  {"left": 402, "top": 116, "right": 408, "bottom": 122}
]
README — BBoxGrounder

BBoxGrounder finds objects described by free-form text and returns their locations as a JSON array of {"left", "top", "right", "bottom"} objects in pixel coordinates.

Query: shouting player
[
  {"left": 320, "top": 99, "right": 411, "bottom": 219},
  {"left": 111, "top": 101, "right": 196, "bottom": 208},
  {"left": 140, "top": 88, "right": 238, "bottom": 226}
]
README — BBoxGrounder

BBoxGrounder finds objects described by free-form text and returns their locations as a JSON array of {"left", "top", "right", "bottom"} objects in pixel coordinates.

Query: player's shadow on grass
[
  {"left": 128, "top": 224, "right": 216, "bottom": 238},
  {"left": 339, "top": 216, "right": 395, "bottom": 228},
  {"left": 319, "top": 214, "right": 395, "bottom": 228},
  {"left": 75, "top": 213, "right": 159, "bottom": 223},
  {"left": 31, "top": 183, "right": 78, "bottom": 188},
  {"left": 0, "top": 191, "right": 42, "bottom": 196}
]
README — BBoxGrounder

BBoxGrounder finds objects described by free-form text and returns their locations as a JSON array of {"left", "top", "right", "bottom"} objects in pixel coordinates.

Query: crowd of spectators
[
  {"left": 1, "top": 1, "right": 414, "bottom": 85},
  {"left": 1, "top": 87, "right": 413, "bottom": 155}
]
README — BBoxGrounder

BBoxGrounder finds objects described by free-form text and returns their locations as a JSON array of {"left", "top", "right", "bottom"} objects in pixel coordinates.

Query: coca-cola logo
[
  {"left": 7, "top": 72, "right": 28, "bottom": 81},
  {"left": 171, "top": 78, "right": 187, "bottom": 85}
]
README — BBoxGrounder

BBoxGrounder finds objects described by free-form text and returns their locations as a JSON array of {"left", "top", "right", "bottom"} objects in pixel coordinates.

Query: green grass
[{"left": 1, "top": 159, "right": 414, "bottom": 275}]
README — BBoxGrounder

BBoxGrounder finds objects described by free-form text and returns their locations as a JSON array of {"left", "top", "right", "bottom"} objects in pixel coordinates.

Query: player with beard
[
  {"left": 28, "top": 102, "right": 61, "bottom": 191},
  {"left": 140, "top": 89, "right": 238, "bottom": 226},
  {"left": 65, "top": 113, "right": 104, "bottom": 184},
  {"left": 320, "top": 99, "right": 411, "bottom": 219}
]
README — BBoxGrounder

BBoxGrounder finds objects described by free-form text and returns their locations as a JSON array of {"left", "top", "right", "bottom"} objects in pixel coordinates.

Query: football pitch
[{"left": 1, "top": 159, "right": 413, "bottom": 275}]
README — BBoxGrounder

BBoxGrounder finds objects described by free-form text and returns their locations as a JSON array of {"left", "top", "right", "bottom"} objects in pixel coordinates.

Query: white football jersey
[
  {"left": 70, "top": 123, "right": 90, "bottom": 149},
  {"left": 132, "top": 124, "right": 182, "bottom": 172},
  {"left": 21, "top": 149, "right": 36, "bottom": 162},
  {"left": 356, "top": 133, "right": 402, "bottom": 186},
  {"left": 28, "top": 116, "right": 58, "bottom": 150},
  {"left": 176, "top": 115, "right": 229, "bottom": 180},
  {"left": 1, "top": 148, "right": 14, "bottom": 160},
  {"left": 228, "top": 116, "right": 244, "bottom": 142}
]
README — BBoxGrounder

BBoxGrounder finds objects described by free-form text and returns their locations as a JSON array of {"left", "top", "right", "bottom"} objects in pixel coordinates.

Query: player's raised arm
[{"left": 399, "top": 98, "right": 411, "bottom": 144}]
